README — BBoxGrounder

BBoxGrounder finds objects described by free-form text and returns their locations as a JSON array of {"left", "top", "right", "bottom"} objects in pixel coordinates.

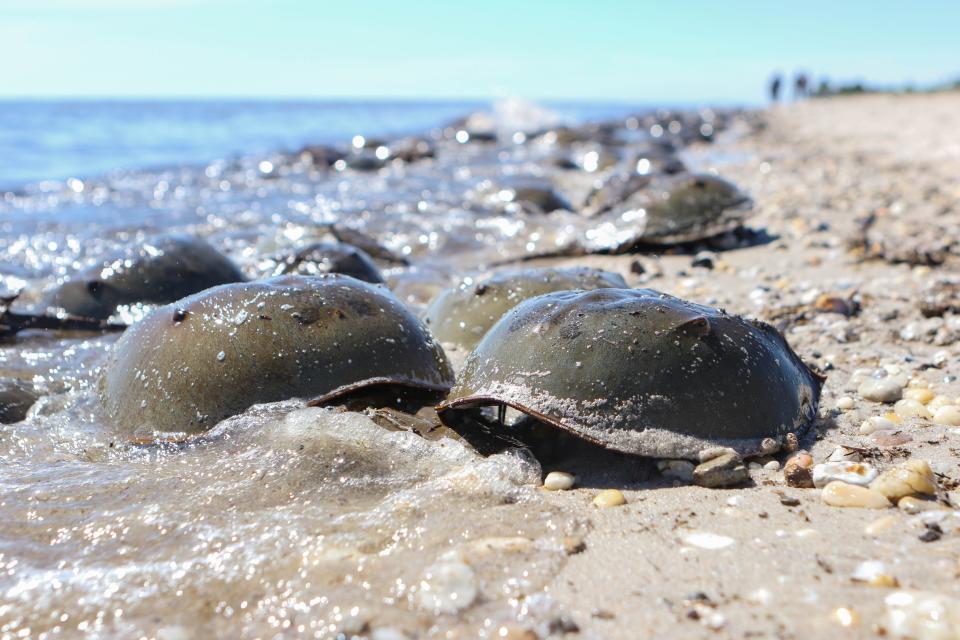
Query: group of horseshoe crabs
[
  {"left": 95, "top": 260, "right": 822, "bottom": 475},
  {"left": 28, "top": 108, "right": 821, "bottom": 480}
]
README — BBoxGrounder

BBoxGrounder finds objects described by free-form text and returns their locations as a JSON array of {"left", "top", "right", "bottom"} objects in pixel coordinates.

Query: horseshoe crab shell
[
  {"left": 99, "top": 275, "right": 453, "bottom": 438},
  {"left": 274, "top": 242, "right": 384, "bottom": 283},
  {"left": 582, "top": 173, "right": 752, "bottom": 252},
  {"left": 437, "top": 288, "right": 822, "bottom": 460},
  {"left": 423, "top": 267, "right": 628, "bottom": 352},
  {"left": 48, "top": 234, "right": 245, "bottom": 319}
]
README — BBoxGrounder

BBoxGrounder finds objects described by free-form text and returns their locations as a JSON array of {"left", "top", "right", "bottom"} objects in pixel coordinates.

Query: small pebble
[
  {"left": 657, "top": 459, "right": 695, "bottom": 482},
  {"left": 784, "top": 452, "right": 815, "bottom": 488},
  {"left": 821, "top": 481, "right": 891, "bottom": 509},
  {"left": 831, "top": 607, "right": 860, "bottom": 628},
  {"left": 812, "top": 461, "right": 878, "bottom": 488},
  {"left": 593, "top": 489, "right": 626, "bottom": 508},
  {"left": 903, "top": 387, "right": 935, "bottom": 404},
  {"left": 693, "top": 451, "right": 748, "bottom": 488},
  {"left": 836, "top": 396, "right": 856, "bottom": 410},
  {"left": 851, "top": 560, "right": 899, "bottom": 588},
  {"left": 763, "top": 460, "right": 781, "bottom": 471},
  {"left": 932, "top": 405, "right": 960, "bottom": 426},
  {"left": 928, "top": 394, "right": 954, "bottom": 409},
  {"left": 893, "top": 398, "right": 932, "bottom": 419},
  {"left": 698, "top": 446, "right": 736, "bottom": 463},
  {"left": 858, "top": 377, "right": 904, "bottom": 403},
  {"left": 898, "top": 496, "right": 951, "bottom": 514},
  {"left": 870, "top": 460, "right": 937, "bottom": 501},
  {"left": 543, "top": 471, "right": 575, "bottom": 491},
  {"left": 860, "top": 416, "right": 897, "bottom": 435}
]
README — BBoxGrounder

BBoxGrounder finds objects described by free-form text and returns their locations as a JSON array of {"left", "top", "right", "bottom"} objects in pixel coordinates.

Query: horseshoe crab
[
  {"left": 99, "top": 275, "right": 453, "bottom": 438},
  {"left": 273, "top": 242, "right": 384, "bottom": 283},
  {"left": 581, "top": 173, "right": 752, "bottom": 251},
  {"left": 437, "top": 288, "right": 822, "bottom": 460},
  {"left": 48, "top": 234, "right": 245, "bottom": 319},
  {"left": 423, "top": 267, "right": 627, "bottom": 352}
]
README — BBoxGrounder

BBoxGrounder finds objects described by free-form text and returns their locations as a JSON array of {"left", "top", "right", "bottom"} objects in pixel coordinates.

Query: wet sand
[{"left": 538, "top": 93, "right": 960, "bottom": 638}]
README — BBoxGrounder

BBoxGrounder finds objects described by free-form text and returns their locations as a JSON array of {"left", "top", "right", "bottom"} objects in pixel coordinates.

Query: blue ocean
[{"left": 0, "top": 99, "right": 659, "bottom": 190}]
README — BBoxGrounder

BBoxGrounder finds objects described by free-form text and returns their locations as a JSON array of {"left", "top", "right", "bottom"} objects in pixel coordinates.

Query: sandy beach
[{"left": 534, "top": 93, "right": 960, "bottom": 638}]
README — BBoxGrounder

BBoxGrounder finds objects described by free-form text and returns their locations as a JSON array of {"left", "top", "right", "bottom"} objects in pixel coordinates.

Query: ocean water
[{"left": 0, "top": 99, "right": 658, "bottom": 191}]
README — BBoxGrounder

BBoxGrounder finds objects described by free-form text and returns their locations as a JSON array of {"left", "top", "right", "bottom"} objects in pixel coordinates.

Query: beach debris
[
  {"left": 271, "top": 241, "right": 384, "bottom": 283},
  {"left": 593, "top": 489, "right": 626, "bottom": 508},
  {"left": 848, "top": 212, "right": 952, "bottom": 266},
  {"left": 692, "top": 449, "right": 749, "bottom": 488},
  {"left": 821, "top": 481, "right": 891, "bottom": 509},
  {"left": 680, "top": 531, "right": 735, "bottom": 550},
  {"left": 860, "top": 416, "right": 898, "bottom": 435},
  {"left": 919, "top": 280, "right": 960, "bottom": 317},
  {"left": 46, "top": 234, "right": 245, "bottom": 320},
  {"left": 543, "top": 471, "right": 576, "bottom": 491},
  {"left": 812, "top": 461, "right": 878, "bottom": 488},
  {"left": 918, "top": 522, "right": 943, "bottom": 542},
  {"left": 869, "top": 460, "right": 937, "bottom": 501},
  {"left": 851, "top": 560, "right": 900, "bottom": 588},
  {"left": 870, "top": 430, "right": 913, "bottom": 447},
  {"left": 437, "top": 289, "right": 822, "bottom": 461},
  {"left": 423, "top": 267, "right": 626, "bottom": 351},
  {"left": 784, "top": 452, "right": 816, "bottom": 488},
  {"left": 883, "top": 591, "right": 960, "bottom": 639},
  {"left": 99, "top": 275, "right": 454, "bottom": 438},
  {"left": 0, "top": 379, "right": 39, "bottom": 424}
]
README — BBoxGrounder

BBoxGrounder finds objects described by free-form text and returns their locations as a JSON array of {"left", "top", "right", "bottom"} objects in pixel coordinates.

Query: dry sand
[{"left": 528, "top": 94, "right": 960, "bottom": 639}]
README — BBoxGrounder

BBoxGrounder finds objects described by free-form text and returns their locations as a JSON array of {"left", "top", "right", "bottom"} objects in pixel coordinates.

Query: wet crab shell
[
  {"left": 437, "top": 288, "right": 822, "bottom": 460},
  {"left": 48, "top": 234, "right": 246, "bottom": 320},
  {"left": 99, "top": 275, "right": 454, "bottom": 438},
  {"left": 582, "top": 173, "right": 752, "bottom": 252},
  {"left": 423, "top": 267, "right": 628, "bottom": 352},
  {"left": 274, "top": 241, "right": 384, "bottom": 283}
]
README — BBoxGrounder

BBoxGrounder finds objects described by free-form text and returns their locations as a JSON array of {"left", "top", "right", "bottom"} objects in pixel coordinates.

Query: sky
[{"left": 2, "top": 0, "right": 959, "bottom": 104}]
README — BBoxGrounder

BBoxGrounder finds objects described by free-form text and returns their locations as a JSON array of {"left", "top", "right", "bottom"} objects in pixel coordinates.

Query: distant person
[
  {"left": 794, "top": 73, "right": 809, "bottom": 99},
  {"left": 769, "top": 74, "right": 782, "bottom": 102}
]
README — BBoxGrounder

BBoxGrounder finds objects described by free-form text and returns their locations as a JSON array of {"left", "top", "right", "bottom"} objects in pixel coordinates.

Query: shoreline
[{"left": 1, "top": 94, "right": 958, "bottom": 638}]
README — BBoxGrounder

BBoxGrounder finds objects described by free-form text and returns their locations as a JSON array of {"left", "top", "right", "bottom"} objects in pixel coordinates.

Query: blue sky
[{"left": 2, "top": 0, "right": 958, "bottom": 103}]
